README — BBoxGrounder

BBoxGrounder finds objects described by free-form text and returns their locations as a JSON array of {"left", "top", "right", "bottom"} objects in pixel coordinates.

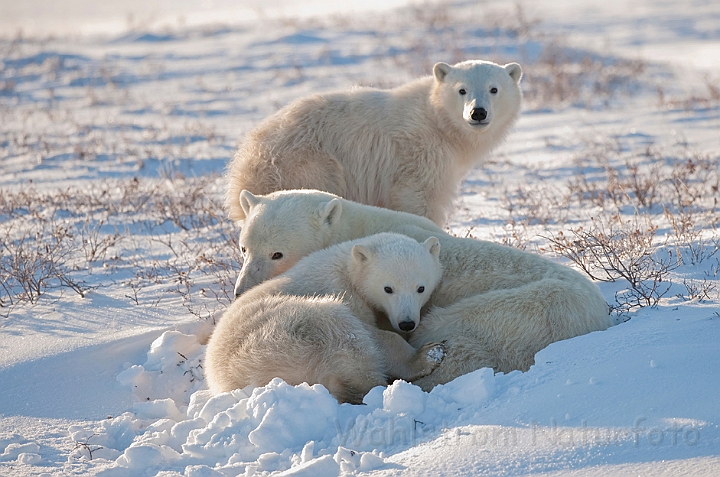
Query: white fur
[
  {"left": 205, "top": 233, "right": 445, "bottom": 403},
  {"left": 204, "top": 295, "right": 386, "bottom": 404},
  {"left": 225, "top": 60, "right": 522, "bottom": 226},
  {"left": 231, "top": 189, "right": 612, "bottom": 390},
  {"left": 233, "top": 188, "right": 445, "bottom": 295}
]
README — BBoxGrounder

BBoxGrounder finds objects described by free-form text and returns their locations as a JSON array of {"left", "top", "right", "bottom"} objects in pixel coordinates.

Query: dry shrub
[
  {"left": 0, "top": 175, "right": 241, "bottom": 317},
  {"left": 499, "top": 220, "right": 530, "bottom": 250},
  {"left": 496, "top": 140, "right": 719, "bottom": 313},
  {"left": 501, "top": 180, "right": 571, "bottom": 226},
  {"left": 0, "top": 220, "right": 91, "bottom": 309},
  {"left": 522, "top": 44, "right": 646, "bottom": 109},
  {"left": 680, "top": 277, "right": 718, "bottom": 303},
  {"left": 569, "top": 141, "right": 719, "bottom": 215},
  {"left": 80, "top": 218, "right": 124, "bottom": 263},
  {"left": 664, "top": 208, "right": 720, "bottom": 266},
  {"left": 657, "top": 75, "right": 720, "bottom": 110},
  {"left": 546, "top": 214, "right": 676, "bottom": 311},
  {"left": 568, "top": 141, "right": 664, "bottom": 210}
]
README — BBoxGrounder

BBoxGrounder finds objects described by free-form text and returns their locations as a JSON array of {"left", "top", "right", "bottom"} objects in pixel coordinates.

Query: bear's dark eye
[
  {"left": 241, "top": 246, "right": 247, "bottom": 254},
  {"left": 271, "top": 252, "right": 283, "bottom": 260},
  {"left": 458, "top": 88, "right": 466, "bottom": 95},
  {"left": 384, "top": 286, "right": 393, "bottom": 294},
  {"left": 417, "top": 286, "right": 425, "bottom": 293},
  {"left": 490, "top": 87, "right": 498, "bottom": 94}
]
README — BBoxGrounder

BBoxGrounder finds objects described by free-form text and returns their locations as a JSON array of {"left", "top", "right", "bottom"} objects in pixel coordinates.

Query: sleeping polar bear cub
[
  {"left": 225, "top": 60, "right": 522, "bottom": 226},
  {"left": 205, "top": 233, "right": 445, "bottom": 403},
  {"left": 230, "top": 189, "right": 612, "bottom": 391}
]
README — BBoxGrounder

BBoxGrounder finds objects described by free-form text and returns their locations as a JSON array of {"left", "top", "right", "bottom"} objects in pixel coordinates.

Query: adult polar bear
[
  {"left": 225, "top": 60, "right": 522, "bottom": 226},
  {"left": 205, "top": 233, "right": 445, "bottom": 403},
  {"left": 233, "top": 189, "right": 611, "bottom": 390}
]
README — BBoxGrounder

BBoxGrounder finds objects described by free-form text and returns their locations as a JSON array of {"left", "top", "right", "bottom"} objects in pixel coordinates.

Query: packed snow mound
[
  {"left": 80, "top": 328, "right": 495, "bottom": 475},
  {"left": 0, "top": 440, "right": 42, "bottom": 465},
  {"left": 116, "top": 330, "right": 207, "bottom": 407},
  {"left": 63, "top": 304, "right": 720, "bottom": 476}
]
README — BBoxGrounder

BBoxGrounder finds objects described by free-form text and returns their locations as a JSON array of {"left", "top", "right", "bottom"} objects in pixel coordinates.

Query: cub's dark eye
[
  {"left": 459, "top": 88, "right": 467, "bottom": 95},
  {"left": 417, "top": 286, "right": 425, "bottom": 293},
  {"left": 241, "top": 246, "right": 247, "bottom": 254},
  {"left": 384, "top": 286, "right": 393, "bottom": 294},
  {"left": 490, "top": 87, "right": 498, "bottom": 94},
  {"left": 271, "top": 252, "right": 283, "bottom": 260}
]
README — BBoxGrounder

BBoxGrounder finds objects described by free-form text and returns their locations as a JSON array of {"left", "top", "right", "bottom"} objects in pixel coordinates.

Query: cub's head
[
  {"left": 431, "top": 60, "right": 522, "bottom": 135},
  {"left": 349, "top": 233, "right": 442, "bottom": 333},
  {"left": 234, "top": 189, "right": 344, "bottom": 297}
]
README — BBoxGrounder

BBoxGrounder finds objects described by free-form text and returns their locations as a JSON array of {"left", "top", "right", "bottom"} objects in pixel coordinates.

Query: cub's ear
[
  {"left": 433, "top": 62, "right": 453, "bottom": 82},
  {"left": 505, "top": 63, "right": 523, "bottom": 84},
  {"left": 352, "top": 244, "right": 373, "bottom": 264},
  {"left": 319, "top": 198, "right": 343, "bottom": 229},
  {"left": 239, "top": 190, "right": 261, "bottom": 216},
  {"left": 423, "top": 236, "right": 441, "bottom": 259}
]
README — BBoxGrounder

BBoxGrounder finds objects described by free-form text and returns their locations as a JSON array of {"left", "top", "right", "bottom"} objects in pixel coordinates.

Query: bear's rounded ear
[
  {"left": 433, "top": 62, "right": 452, "bottom": 83},
  {"left": 319, "top": 198, "right": 342, "bottom": 229},
  {"left": 351, "top": 244, "right": 373, "bottom": 264},
  {"left": 423, "top": 236, "right": 441, "bottom": 259},
  {"left": 505, "top": 63, "right": 523, "bottom": 84},
  {"left": 239, "top": 190, "right": 261, "bottom": 216}
]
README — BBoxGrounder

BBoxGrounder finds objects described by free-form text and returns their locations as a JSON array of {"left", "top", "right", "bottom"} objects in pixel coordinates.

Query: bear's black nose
[
  {"left": 471, "top": 108, "right": 487, "bottom": 121},
  {"left": 398, "top": 320, "right": 416, "bottom": 332}
]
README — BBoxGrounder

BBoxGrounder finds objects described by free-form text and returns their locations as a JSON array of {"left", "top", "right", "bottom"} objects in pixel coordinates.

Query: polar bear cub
[
  {"left": 225, "top": 60, "right": 522, "bottom": 226},
  {"left": 205, "top": 295, "right": 387, "bottom": 404},
  {"left": 205, "top": 233, "right": 444, "bottom": 403},
  {"left": 229, "top": 189, "right": 612, "bottom": 390}
]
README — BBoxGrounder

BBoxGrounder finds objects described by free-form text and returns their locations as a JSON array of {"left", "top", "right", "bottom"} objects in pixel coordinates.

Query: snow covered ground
[{"left": 1, "top": 0, "right": 719, "bottom": 475}]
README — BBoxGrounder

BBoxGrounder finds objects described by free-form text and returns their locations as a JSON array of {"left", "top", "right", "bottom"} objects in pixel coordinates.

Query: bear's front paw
[
  {"left": 425, "top": 342, "right": 446, "bottom": 364},
  {"left": 412, "top": 342, "right": 446, "bottom": 379},
  {"left": 403, "top": 342, "right": 447, "bottom": 381}
]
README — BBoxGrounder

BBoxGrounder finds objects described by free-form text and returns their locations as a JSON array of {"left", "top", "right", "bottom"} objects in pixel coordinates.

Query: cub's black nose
[
  {"left": 470, "top": 108, "right": 487, "bottom": 121},
  {"left": 398, "top": 320, "right": 416, "bottom": 332}
]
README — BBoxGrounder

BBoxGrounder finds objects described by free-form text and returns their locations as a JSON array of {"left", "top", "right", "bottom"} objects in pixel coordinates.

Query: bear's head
[
  {"left": 348, "top": 233, "right": 442, "bottom": 333},
  {"left": 431, "top": 60, "right": 522, "bottom": 137},
  {"left": 234, "top": 189, "right": 342, "bottom": 297}
]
